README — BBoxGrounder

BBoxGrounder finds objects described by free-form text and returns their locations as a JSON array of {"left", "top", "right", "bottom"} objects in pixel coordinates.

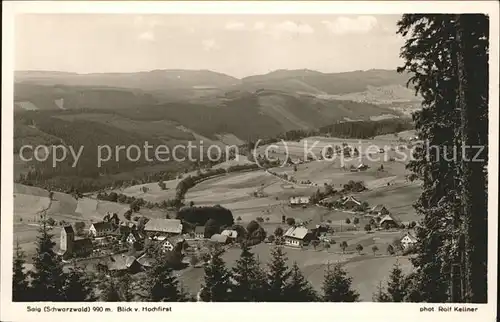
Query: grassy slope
[{"left": 13, "top": 183, "right": 167, "bottom": 262}]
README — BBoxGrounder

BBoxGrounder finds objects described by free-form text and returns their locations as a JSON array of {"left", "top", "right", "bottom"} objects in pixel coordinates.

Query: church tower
[{"left": 60, "top": 225, "right": 75, "bottom": 254}]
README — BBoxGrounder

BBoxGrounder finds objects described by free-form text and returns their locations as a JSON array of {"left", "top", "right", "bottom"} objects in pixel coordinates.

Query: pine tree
[
  {"left": 117, "top": 274, "right": 134, "bottom": 302},
  {"left": 30, "top": 212, "right": 66, "bottom": 301},
  {"left": 397, "top": 14, "right": 463, "bottom": 302},
  {"left": 382, "top": 262, "right": 407, "bottom": 302},
  {"left": 266, "top": 246, "right": 291, "bottom": 301},
  {"left": 322, "top": 263, "right": 359, "bottom": 302},
  {"left": 398, "top": 14, "right": 489, "bottom": 304},
  {"left": 63, "top": 266, "right": 97, "bottom": 301},
  {"left": 199, "top": 245, "right": 233, "bottom": 302},
  {"left": 99, "top": 278, "right": 122, "bottom": 302},
  {"left": 144, "top": 255, "right": 189, "bottom": 302},
  {"left": 284, "top": 262, "right": 318, "bottom": 301},
  {"left": 402, "top": 272, "right": 425, "bottom": 302},
  {"left": 372, "top": 281, "right": 390, "bottom": 302},
  {"left": 13, "top": 241, "right": 30, "bottom": 302},
  {"left": 232, "top": 243, "right": 268, "bottom": 301}
]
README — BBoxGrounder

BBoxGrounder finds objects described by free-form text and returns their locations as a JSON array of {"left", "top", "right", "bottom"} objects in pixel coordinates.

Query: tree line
[{"left": 247, "top": 118, "right": 414, "bottom": 148}]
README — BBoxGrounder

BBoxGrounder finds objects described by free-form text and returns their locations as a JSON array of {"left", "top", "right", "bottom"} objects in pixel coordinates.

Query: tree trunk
[{"left": 455, "top": 14, "right": 488, "bottom": 303}]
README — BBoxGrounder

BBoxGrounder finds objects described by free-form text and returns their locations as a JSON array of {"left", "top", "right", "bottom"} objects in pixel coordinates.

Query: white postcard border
[{"left": 1, "top": 2, "right": 498, "bottom": 322}]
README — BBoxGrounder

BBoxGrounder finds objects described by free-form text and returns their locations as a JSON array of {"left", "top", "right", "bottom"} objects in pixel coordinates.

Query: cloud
[
  {"left": 134, "top": 16, "right": 164, "bottom": 42},
  {"left": 223, "top": 20, "right": 312, "bottom": 38},
  {"left": 322, "top": 16, "right": 378, "bottom": 35},
  {"left": 202, "top": 39, "right": 219, "bottom": 51},
  {"left": 225, "top": 21, "right": 246, "bottom": 31},
  {"left": 138, "top": 31, "right": 155, "bottom": 41},
  {"left": 275, "top": 21, "right": 314, "bottom": 34},
  {"left": 266, "top": 21, "right": 314, "bottom": 39}
]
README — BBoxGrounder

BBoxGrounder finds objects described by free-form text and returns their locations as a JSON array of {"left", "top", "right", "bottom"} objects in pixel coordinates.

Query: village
[{"left": 56, "top": 187, "right": 419, "bottom": 279}]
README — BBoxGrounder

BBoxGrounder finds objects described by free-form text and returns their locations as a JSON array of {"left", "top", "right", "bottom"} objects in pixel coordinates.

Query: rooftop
[
  {"left": 371, "top": 204, "right": 387, "bottom": 212},
  {"left": 91, "top": 222, "right": 113, "bottom": 231},
  {"left": 63, "top": 225, "right": 74, "bottom": 234},
  {"left": 380, "top": 214, "right": 396, "bottom": 224},
  {"left": 210, "top": 234, "right": 228, "bottom": 243},
  {"left": 108, "top": 255, "right": 138, "bottom": 271},
  {"left": 284, "top": 226, "right": 309, "bottom": 240},
  {"left": 144, "top": 218, "right": 182, "bottom": 234}
]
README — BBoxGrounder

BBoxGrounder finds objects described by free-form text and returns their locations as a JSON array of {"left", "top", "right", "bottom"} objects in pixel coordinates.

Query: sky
[{"left": 15, "top": 14, "right": 405, "bottom": 78}]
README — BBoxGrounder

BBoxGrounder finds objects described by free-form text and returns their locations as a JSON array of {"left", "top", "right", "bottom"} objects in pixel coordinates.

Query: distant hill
[
  {"left": 13, "top": 68, "right": 416, "bottom": 150},
  {"left": 13, "top": 68, "right": 419, "bottom": 189},
  {"left": 240, "top": 69, "right": 414, "bottom": 95},
  {"left": 16, "top": 69, "right": 240, "bottom": 91},
  {"left": 16, "top": 68, "right": 418, "bottom": 101},
  {"left": 14, "top": 83, "right": 159, "bottom": 111}
]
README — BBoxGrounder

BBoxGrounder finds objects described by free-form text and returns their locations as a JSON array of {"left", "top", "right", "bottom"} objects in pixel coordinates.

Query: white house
[
  {"left": 401, "top": 233, "right": 418, "bottom": 249},
  {"left": 284, "top": 226, "right": 310, "bottom": 247},
  {"left": 161, "top": 237, "right": 185, "bottom": 253},
  {"left": 89, "top": 222, "right": 114, "bottom": 238},
  {"left": 221, "top": 229, "right": 238, "bottom": 241},
  {"left": 126, "top": 231, "right": 145, "bottom": 245},
  {"left": 289, "top": 196, "right": 310, "bottom": 206},
  {"left": 194, "top": 226, "right": 205, "bottom": 239}
]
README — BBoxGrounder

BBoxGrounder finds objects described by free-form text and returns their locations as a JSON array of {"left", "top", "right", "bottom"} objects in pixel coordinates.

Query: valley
[
  {"left": 12, "top": 68, "right": 424, "bottom": 302},
  {"left": 14, "top": 128, "right": 422, "bottom": 301}
]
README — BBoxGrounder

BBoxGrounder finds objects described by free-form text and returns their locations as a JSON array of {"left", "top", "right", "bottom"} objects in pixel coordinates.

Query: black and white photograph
[{"left": 1, "top": 1, "right": 498, "bottom": 321}]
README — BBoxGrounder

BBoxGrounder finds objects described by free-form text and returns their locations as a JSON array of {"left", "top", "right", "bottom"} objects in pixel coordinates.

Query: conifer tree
[
  {"left": 99, "top": 278, "right": 122, "bottom": 302},
  {"left": 63, "top": 266, "right": 97, "bottom": 301},
  {"left": 30, "top": 212, "right": 66, "bottom": 301},
  {"left": 398, "top": 14, "right": 489, "bottom": 303},
  {"left": 284, "top": 262, "right": 318, "bottom": 301},
  {"left": 232, "top": 243, "right": 268, "bottom": 301},
  {"left": 322, "top": 263, "right": 359, "bottom": 302},
  {"left": 13, "top": 241, "right": 30, "bottom": 302},
  {"left": 372, "top": 281, "right": 390, "bottom": 302},
  {"left": 398, "top": 14, "right": 462, "bottom": 302},
  {"left": 266, "top": 246, "right": 291, "bottom": 301},
  {"left": 117, "top": 274, "right": 134, "bottom": 302},
  {"left": 374, "top": 262, "right": 407, "bottom": 302},
  {"left": 199, "top": 245, "right": 233, "bottom": 302},
  {"left": 144, "top": 255, "right": 189, "bottom": 302},
  {"left": 455, "top": 14, "right": 489, "bottom": 303},
  {"left": 385, "top": 262, "right": 407, "bottom": 302}
]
